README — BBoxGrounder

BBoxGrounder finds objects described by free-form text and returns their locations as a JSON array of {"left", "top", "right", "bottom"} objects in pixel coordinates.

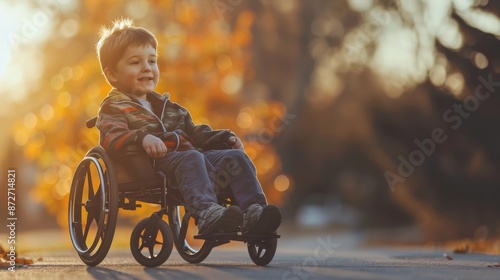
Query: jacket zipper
[
  {"left": 114, "top": 99, "right": 181, "bottom": 151},
  {"left": 159, "top": 99, "right": 180, "bottom": 151},
  {"left": 114, "top": 100, "right": 167, "bottom": 132},
  {"left": 173, "top": 132, "right": 180, "bottom": 151}
]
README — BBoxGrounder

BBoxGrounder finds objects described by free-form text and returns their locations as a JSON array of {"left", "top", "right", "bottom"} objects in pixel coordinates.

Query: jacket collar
[{"left": 102, "top": 88, "right": 170, "bottom": 104}]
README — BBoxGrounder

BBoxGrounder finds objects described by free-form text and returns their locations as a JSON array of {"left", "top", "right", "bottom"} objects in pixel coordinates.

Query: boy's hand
[
  {"left": 142, "top": 134, "right": 168, "bottom": 158},
  {"left": 228, "top": 136, "right": 244, "bottom": 150}
]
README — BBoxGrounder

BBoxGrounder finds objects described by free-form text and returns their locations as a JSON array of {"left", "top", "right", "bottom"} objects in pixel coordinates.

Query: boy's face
[{"left": 106, "top": 44, "right": 159, "bottom": 99}]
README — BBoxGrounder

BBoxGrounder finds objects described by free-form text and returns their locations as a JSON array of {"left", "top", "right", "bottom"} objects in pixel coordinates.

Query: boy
[{"left": 95, "top": 18, "right": 281, "bottom": 235}]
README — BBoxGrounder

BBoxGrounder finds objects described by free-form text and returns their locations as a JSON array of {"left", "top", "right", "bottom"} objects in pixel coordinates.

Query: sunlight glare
[
  {"left": 0, "top": 0, "right": 72, "bottom": 103},
  {"left": 0, "top": 2, "right": 14, "bottom": 80}
]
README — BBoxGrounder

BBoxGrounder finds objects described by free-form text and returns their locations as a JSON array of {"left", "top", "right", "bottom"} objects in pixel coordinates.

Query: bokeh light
[
  {"left": 126, "top": 0, "right": 150, "bottom": 19},
  {"left": 57, "top": 91, "right": 72, "bottom": 107},
  {"left": 473, "top": 52, "right": 488, "bottom": 69},
  {"left": 15, "top": 130, "right": 29, "bottom": 146},
  {"left": 216, "top": 55, "right": 232, "bottom": 70},
  {"left": 40, "top": 104, "right": 55, "bottom": 121},
  {"left": 221, "top": 74, "right": 243, "bottom": 95},
  {"left": 274, "top": 174, "right": 290, "bottom": 192},
  {"left": 0, "top": 2, "right": 15, "bottom": 80},
  {"left": 237, "top": 110, "right": 253, "bottom": 129},
  {"left": 24, "top": 113, "right": 38, "bottom": 129}
]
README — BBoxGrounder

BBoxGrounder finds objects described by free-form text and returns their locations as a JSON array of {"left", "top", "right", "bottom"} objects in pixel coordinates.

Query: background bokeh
[{"left": 1, "top": 0, "right": 500, "bottom": 244}]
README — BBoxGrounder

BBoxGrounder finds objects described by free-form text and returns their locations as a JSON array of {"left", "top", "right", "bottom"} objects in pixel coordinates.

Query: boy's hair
[{"left": 96, "top": 18, "right": 158, "bottom": 76}]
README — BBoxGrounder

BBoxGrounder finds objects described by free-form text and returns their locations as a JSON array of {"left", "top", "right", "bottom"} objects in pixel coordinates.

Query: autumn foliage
[
  {"left": 10, "top": 1, "right": 287, "bottom": 229},
  {"left": 0, "top": 244, "right": 34, "bottom": 269}
]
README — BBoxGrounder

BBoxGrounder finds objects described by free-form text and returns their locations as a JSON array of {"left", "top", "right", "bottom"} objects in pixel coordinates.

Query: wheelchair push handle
[{"left": 86, "top": 117, "right": 98, "bottom": 128}]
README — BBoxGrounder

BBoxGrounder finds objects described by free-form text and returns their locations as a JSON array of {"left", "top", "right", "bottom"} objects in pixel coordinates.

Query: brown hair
[{"left": 96, "top": 18, "right": 158, "bottom": 74}]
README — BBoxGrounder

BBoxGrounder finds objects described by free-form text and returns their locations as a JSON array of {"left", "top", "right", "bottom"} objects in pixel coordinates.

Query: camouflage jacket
[{"left": 96, "top": 89, "right": 235, "bottom": 154}]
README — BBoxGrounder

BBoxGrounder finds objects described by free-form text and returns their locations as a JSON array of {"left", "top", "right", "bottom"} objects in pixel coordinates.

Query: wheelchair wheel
[
  {"left": 247, "top": 235, "right": 278, "bottom": 266},
  {"left": 130, "top": 217, "right": 173, "bottom": 267},
  {"left": 168, "top": 206, "right": 212, "bottom": 263},
  {"left": 68, "top": 146, "right": 118, "bottom": 266}
]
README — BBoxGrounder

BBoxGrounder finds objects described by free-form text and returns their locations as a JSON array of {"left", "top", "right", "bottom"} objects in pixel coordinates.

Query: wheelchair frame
[{"left": 68, "top": 117, "right": 280, "bottom": 267}]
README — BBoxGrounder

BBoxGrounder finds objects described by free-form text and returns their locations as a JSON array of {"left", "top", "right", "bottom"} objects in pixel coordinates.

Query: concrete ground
[{"left": 2, "top": 225, "right": 500, "bottom": 279}]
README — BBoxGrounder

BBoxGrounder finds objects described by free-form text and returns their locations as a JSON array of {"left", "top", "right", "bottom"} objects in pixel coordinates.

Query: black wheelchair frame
[{"left": 68, "top": 117, "right": 279, "bottom": 267}]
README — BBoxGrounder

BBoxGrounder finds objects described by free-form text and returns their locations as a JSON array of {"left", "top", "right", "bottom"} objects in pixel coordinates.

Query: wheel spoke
[
  {"left": 82, "top": 212, "right": 95, "bottom": 241},
  {"left": 87, "top": 169, "right": 94, "bottom": 199},
  {"left": 93, "top": 191, "right": 102, "bottom": 225},
  {"left": 95, "top": 186, "right": 102, "bottom": 200},
  {"left": 148, "top": 244, "right": 155, "bottom": 258},
  {"left": 138, "top": 234, "right": 146, "bottom": 251},
  {"left": 257, "top": 245, "right": 264, "bottom": 257}
]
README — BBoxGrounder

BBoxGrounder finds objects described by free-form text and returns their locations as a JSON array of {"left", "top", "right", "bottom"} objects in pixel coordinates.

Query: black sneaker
[
  {"left": 241, "top": 204, "right": 281, "bottom": 234},
  {"left": 197, "top": 204, "right": 242, "bottom": 235}
]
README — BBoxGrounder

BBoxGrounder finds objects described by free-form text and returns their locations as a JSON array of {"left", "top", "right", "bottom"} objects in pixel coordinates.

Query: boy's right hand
[{"left": 142, "top": 134, "right": 168, "bottom": 158}]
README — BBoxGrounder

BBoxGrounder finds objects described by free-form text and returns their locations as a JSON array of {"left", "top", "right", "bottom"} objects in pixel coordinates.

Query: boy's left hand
[{"left": 228, "top": 136, "right": 244, "bottom": 150}]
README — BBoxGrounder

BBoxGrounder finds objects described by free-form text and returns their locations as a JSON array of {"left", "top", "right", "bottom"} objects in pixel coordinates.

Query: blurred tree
[
  {"left": 254, "top": 0, "right": 500, "bottom": 241},
  {"left": 392, "top": 0, "right": 500, "bottom": 240},
  {"left": 246, "top": 0, "right": 414, "bottom": 228},
  {"left": 363, "top": 0, "right": 500, "bottom": 240}
]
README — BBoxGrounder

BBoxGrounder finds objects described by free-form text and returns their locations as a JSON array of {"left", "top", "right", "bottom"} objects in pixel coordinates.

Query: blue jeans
[{"left": 155, "top": 149, "right": 267, "bottom": 217}]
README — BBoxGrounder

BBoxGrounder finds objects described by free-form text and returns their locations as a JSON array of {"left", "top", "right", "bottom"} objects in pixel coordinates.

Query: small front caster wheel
[
  {"left": 130, "top": 217, "right": 173, "bottom": 267},
  {"left": 247, "top": 235, "right": 278, "bottom": 266}
]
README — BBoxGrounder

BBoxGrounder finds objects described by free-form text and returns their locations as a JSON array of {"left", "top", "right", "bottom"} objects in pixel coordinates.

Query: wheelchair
[{"left": 68, "top": 117, "right": 279, "bottom": 267}]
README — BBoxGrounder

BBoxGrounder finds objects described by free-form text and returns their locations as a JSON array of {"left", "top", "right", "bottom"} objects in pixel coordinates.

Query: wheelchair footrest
[{"left": 194, "top": 232, "right": 280, "bottom": 242}]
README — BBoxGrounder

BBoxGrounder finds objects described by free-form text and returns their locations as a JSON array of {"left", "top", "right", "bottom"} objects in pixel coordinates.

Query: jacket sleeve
[
  {"left": 183, "top": 109, "right": 236, "bottom": 150},
  {"left": 96, "top": 102, "right": 148, "bottom": 153}
]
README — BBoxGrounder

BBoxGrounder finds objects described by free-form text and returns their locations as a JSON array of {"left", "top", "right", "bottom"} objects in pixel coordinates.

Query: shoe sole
[
  {"left": 246, "top": 205, "right": 282, "bottom": 234},
  {"left": 199, "top": 206, "right": 243, "bottom": 235}
]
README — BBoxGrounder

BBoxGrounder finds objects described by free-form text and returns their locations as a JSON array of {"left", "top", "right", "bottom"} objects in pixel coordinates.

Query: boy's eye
[
  {"left": 149, "top": 60, "right": 157, "bottom": 64},
  {"left": 130, "top": 61, "right": 139, "bottom": 65}
]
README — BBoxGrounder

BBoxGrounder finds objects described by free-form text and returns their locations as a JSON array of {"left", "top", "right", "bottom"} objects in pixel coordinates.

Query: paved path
[{"left": 3, "top": 229, "right": 500, "bottom": 279}]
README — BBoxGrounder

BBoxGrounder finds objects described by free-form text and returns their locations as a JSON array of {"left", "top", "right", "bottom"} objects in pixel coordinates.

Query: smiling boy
[{"left": 95, "top": 18, "right": 281, "bottom": 235}]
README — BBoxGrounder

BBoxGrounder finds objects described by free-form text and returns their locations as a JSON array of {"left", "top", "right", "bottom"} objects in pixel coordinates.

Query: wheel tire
[
  {"left": 130, "top": 217, "right": 173, "bottom": 267},
  {"left": 168, "top": 206, "right": 212, "bottom": 263},
  {"left": 68, "top": 146, "right": 119, "bottom": 266},
  {"left": 247, "top": 235, "right": 278, "bottom": 266}
]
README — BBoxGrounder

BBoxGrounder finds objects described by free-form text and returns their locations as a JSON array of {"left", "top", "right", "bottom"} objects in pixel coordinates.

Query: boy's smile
[{"left": 106, "top": 44, "right": 159, "bottom": 99}]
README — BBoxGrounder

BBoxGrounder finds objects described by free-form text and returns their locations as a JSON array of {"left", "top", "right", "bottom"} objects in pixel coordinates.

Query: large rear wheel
[{"left": 68, "top": 146, "right": 118, "bottom": 266}]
